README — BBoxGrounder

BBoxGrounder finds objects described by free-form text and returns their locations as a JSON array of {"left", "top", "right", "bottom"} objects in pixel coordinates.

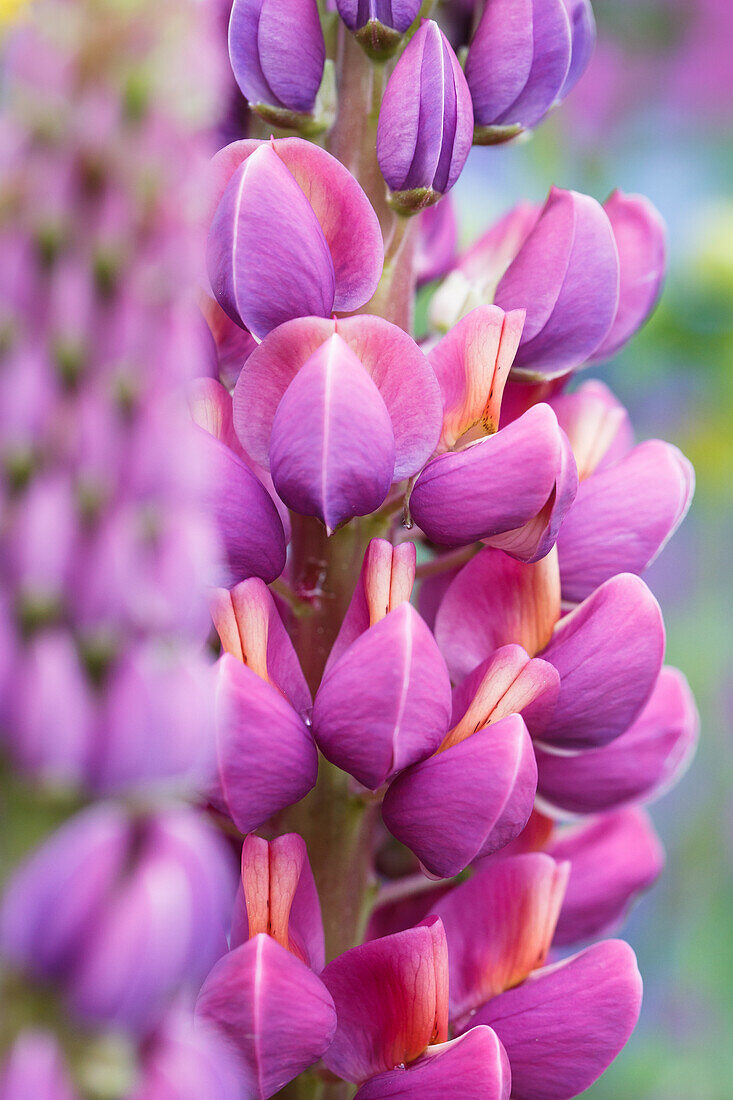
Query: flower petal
[
  {"left": 196, "top": 935, "right": 337, "bottom": 1099},
  {"left": 233, "top": 315, "right": 442, "bottom": 480},
  {"left": 469, "top": 940, "right": 643, "bottom": 1100},
  {"left": 320, "top": 918, "right": 449, "bottom": 1083},
  {"left": 535, "top": 666, "right": 698, "bottom": 812},
  {"left": 557, "top": 439, "right": 694, "bottom": 601},
  {"left": 539, "top": 573, "right": 665, "bottom": 749},
  {"left": 550, "top": 808, "right": 665, "bottom": 945},
  {"left": 215, "top": 655, "right": 318, "bottom": 833},
  {"left": 355, "top": 1027, "right": 511, "bottom": 1099},
  {"left": 549, "top": 379, "right": 633, "bottom": 480},
  {"left": 382, "top": 713, "right": 538, "bottom": 878},
  {"left": 429, "top": 853, "right": 568, "bottom": 1027},
  {"left": 269, "top": 334, "right": 396, "bottom": 532},
  {"left": 434, "top": 548, "right": 561, "bottom": 681},
  {"left": 312, "top": 603, "right": 452, "bottom": 789}
]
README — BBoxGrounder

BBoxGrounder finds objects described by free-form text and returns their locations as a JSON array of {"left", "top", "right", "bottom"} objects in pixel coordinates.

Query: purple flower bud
[
  {"left": 0, "top": 804, "right": 236, "bottom": 1033},
  {"left": 377, "top": 21, "right": 474, "bottom": 211},
  {"left": 228, "top": 0, "right": 326, "bottom": 123},
  {"left": 466, "top": 0, "right": 592, "bottom": 144},
  {"left": 336, "top": 1, "right": 422, "bottom": 58}
]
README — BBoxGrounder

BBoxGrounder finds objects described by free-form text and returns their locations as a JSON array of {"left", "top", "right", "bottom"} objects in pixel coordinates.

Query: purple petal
[
  {"left": 337, "top": 0, "right": 421, "bottom": 33},
  {"left": 207, "top": 144, "right": 335, "bottom": 339},
  {"left": 536, "top": 666, "right": 699, "bottom": 813},
  {"left": 469, "top": 940, "right": 643, "bottom": 1100},
  {"left": 377, "top": 21, "right": 473, "bottom": 197},
  {"left": 429, "top": 854, "right": 568, "bottom": 1027},
  {"left": 539, "top": 573, "right": 665, "bottom": 749},
  {"left": 411, "top": 404, "right": 577, "bottom": 559},
  {"left": 320, "top": 919, "right": 449, "bottom": 1083},
  {"left": 269, "top": 334, "right": 395, "bottom": 532},
  {"left": 133, "top": 1010, "right": 246, "bottom": 1100},
  {"left": 232, "top": 833, "right": 325, "bottom": 973},
  {"left": 466, "top": 0, "right": 572, "bottom": 129},
  {"left": 429, "top": 305, "right": 525, "bottom": 450},
  {"left": 233, "top": 314, "right": 442, "bottom": 481},
  {"left": 355, "top": 1027, "right": 511, "bottom": 1099},
  {"left": 312, "top": 603, "right": 452, "bottom": 789},
  {"left": 215, "top": 655, "right": 318, "bottom": 832},
  {"left": 196, "top": 935, "right": 337, "bottom": 1099},
  {"left": 382, "top": 713, "right": 538, "bottom": 877},
  {"left": 326, "top": 538, "right": 416, "bottom": 674},
  {"left": 550, "top": 808, "right": 665, "bottom": 945},
  {"left": 558, "top": 439, "right": 694, "bottom": 601},
  {"left": 592, "top": 190, "right": 667, "bottom": 360},
  {"left": 210, "top": 578, "right": 311, "bottom": 716},
  {"left": 228, "top": 0, "right": 325, "bottom": 113},
  {"left": 206, "top": 138, "right": 383, "bottom": 314},
  {"left": 434, "top": 548, "right": 561, "bottom": 681},
  {"left": 549, "top": 378, "right": 633, "bottom": 479},
  {"left": 558, "top": 0, "right": 596, "bottom": 97},
  {"left": 0, "top": 1032, "right": 78, "bottom": 1100},
  {"left": 448, "top": 644, "right": 560, "bottom": 746},
  {"left": 495, "top": 187, "right": 620, "bottom": 378}
]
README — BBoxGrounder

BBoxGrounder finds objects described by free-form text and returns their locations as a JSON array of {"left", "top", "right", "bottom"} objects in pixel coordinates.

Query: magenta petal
[
  {"left": 495, "top": 187, "right": 620, "bottom": 378},
  {"left": 355, "top": 1027, "right": 511, "bottom": 1100},
  {"left": 539, "top": 573, "right": 665, "bottom": 749},
  {"left": 429, "top": 854, "right": 568, "bottom": 1027},
  {"left": 435, "top": 549, "right": 561, "bottom": 681},
  {"left": 206, "top": 139, "right": 383, "bottom": 314},
  {"left": 320, "top": 919, "right": 449, "bottom": 1083},
  {"left": 228, "top": 0, "right": 325, "bottom": 114},
  {"left": 270, "top": 334, "right": 395, "bottom": 531},
  {"left": 215, "top": 655, "right": 318, "bottom": 833},
  {"left": 470, "top": 940, "right": 643, "bottom": 1100},
  {"left": 0, "top": 1032, "right": 79, "bottom": 1100},
  {"left": 233, "top": 315, "right": 442, "bottom": 480},
  {"left": 558, "top": 439, "right": 694, "bottom": 600},
  {"left": 536, "top": 666, "right": 699, "bottom": 813},
  {"left": 199, "top": 429, "right": 286, "bottom": 586},
  {"left": 411, "top": 404, "right": 577, "bottom": 558},
  {"left": 592, "top": 190, "right": 667, "bottom": 360},
  {"left": 326, "top": 539, "right": 416, "bottom": 674},
  {"left": 207, "top": 144, "right": 335, "bottom": 339},
  {"left": 550, "top": 808, "right": 665, "bottom": 946},
  {"left": 448, "top": 644, "right": 560, "bottom": 745},
  {"left": 382, "top": 713, "right": 538, "bottom": 878},
  {"left": 312, "top": 603, "right": 452, "bottom": 789},
  {"left": 196, "top": 935, "right": 337, "bottom": 1100}
]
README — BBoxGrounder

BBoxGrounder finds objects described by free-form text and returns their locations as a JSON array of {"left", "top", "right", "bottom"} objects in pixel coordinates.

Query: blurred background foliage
[{"left": 449, "top": 0, "right": 732, "bottom": 1094}]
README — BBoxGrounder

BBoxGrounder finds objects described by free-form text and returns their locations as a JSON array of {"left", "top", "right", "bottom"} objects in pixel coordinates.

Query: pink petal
[
  {"left": 196, "top": 935, "right": 337, "bottom": 1099},
  {"left": 535, "top": 665, "right": 698, "bottom": 812},
  {"left": 320, "top": 918, "right": 449, "bottom": 1083},
  {"left": 355, "top": 1027, "right": 511, "bottom": 1099},
  {"left": 209, "top": 577, "right": 311, "bottom": 717},
  {"left": 326, "top": 539, "right": 416, "bottom": 674},
  {"left": 206, "top": 144, "right": 335, "bottom": 339},
  {"left": 539, "top": 573, "right": 665, "bottom": 749},
  {"left": 214, "top": 655, "right": 317, "bottom": 833},
  {"left": 382, "top": 713, "right": 538, "bottom": 878},
  {"left": 434, "top": 548, "right": 561, "bottom": 681},
  {"left": 447, "top": 644, "right": 560, "bottom": 747},
  {"left": 469, "top": 940, "right": 643, "bottom": 1100},
  {"left": 557, "top": 439, "right": 694, "bottom": 601},
  {"left": 233, "top": 314, "right": 442, "bottom": 481},
  {"left": 430, "top": 853, "right": 569, "bottom": 1028},
  {"left": 550, "top": 808, "right": 665, "bottom": 945},
  {"left": 549, "top": 378, "right": 633, "bottom": 479},
  {"left": 269, "top": 334, "right": 396, "bottom": 532},
  {"left": 312, "top": 604, "right": 452, "bottom": 789}
]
